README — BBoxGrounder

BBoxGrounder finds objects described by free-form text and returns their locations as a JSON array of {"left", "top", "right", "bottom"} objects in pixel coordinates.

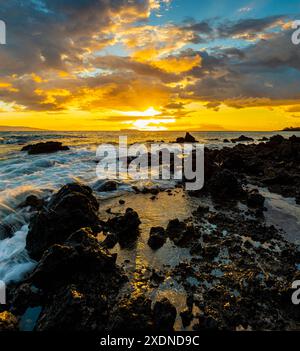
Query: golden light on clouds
[
  {"left": 152, "top": 55, "right": 202, "bottom": 74},
  {"left": 0, "top": 0, "right": 299, "bottom": 131}
]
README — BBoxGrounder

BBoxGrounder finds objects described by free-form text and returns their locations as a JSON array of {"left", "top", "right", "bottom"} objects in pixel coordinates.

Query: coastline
[{"left": 0, "top": 134, "right": 300, "bottom": 331}]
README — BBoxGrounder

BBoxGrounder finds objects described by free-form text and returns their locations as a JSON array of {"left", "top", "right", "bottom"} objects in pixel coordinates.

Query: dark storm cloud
[
  {"left": 217, "top": 15, "right": 286, "bottom": 39},
  {"left": 0, "top": 3, "right": 299, "bottom": 113},
  {"left": 180, "top": 15, "right": 286, "bottom": 43},
  {"left": 183, "top": 28, "right": 300, "bottom": 106},
  {"left": 0, "top": 0, "right": 154, "bottom": 75},
  {"left": 92, "top": 55, "right": 179, "bottom": 83}
]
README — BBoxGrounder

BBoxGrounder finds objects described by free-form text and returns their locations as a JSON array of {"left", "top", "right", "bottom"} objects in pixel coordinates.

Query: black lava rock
[
  {"left": 153, "top": 298, "right": 177, "bottom": 331},
  {"left": 148, "top": 227, "right": 166, "bottom": 250},
  {"left": 247, "top": 189, "right": 265, "bottom": 209},
  {"left": 21, "top": 141, "right": 69, "bottom": 154},
  {"left": 26, "top": 183, "right": 100, "bottom": 260}
]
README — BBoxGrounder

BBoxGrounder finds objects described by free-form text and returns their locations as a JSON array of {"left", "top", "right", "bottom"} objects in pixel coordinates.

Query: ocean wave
[{"left": 0, "top": 225, "right": 37, "bottom": 283}]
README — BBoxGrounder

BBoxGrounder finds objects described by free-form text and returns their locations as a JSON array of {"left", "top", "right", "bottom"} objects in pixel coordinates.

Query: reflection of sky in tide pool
[
  {"left": 257, "top": 187, "right": 300, "bottom": 245},
  {"left": 19, "top": 306, "right": 42, "bottom": 331},
  {"left": 101, "top": 190, "right": 207, "bottom": 271}
]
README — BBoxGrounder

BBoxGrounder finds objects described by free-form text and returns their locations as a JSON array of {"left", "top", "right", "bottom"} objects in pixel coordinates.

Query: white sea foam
[
  {"left": 0, "top": 225, "right": 36, "bottom": 283},
  {"left": 0, "top": 130, "right": 299, "bottom": 283}
]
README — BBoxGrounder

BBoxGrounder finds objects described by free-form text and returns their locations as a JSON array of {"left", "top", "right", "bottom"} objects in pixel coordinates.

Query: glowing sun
[{"left": 122, "top": 107, "right": 161, "bottom": 117}]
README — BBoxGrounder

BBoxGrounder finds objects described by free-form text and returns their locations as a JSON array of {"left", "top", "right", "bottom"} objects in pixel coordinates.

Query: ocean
[{"left": 1, "top": 130, "right": 300, "bottom": 286}]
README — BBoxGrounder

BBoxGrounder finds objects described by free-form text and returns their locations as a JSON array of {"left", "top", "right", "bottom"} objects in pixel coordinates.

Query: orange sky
[
  {"left": 0, "top": 104, "right": 297, "bottom": 131},
  {"left": 1, "top": 0, "right": 300, "bottom": 131}
]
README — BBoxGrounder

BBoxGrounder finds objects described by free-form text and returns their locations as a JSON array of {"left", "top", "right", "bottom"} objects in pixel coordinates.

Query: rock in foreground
[
  {"left": 26, "top": 183, "right": 100, "bottom": 260},
  {"left": 21, "top": 228, "right": 127, "bottom": 331},
  {"left": 153, "top": 298, "right": 177, "bottom": 331},
  {"left": 0, "top": 311, "right": 18, "bottom": 331}
]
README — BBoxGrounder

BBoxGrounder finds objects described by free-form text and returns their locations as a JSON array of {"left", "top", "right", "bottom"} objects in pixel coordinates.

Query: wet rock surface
[
  {"left": 148, "top": 227, "right": 167, "bottom": 250},
  {"left": 190, "top": 135, "right": 300, "bottom": 203},
  {"left": 166, "top": 219, "right": 197, "bottom": 247},
  {"left": 153, "top": 298, "right": 177, "bottom": 331},
  {"left": 21, "top": 141, "right": 69, "bottom": 154},
  {"left": 104, "top": 208, "right": 141, "bottom": 248},
  {"left": 176, "top": 132, "right": 197, "bottom": 143},
  {"left": 231, "top": 135, "right": 254, "bottom": 143},
  {"left": 169, "top": 203, "right": 300, "bottom": 330},
  {"left": 208, "top": 169, "right": 245, "bottom": 200},
  {"left": 11, "top": 228, "right": 127, "bottom": 331},
  {"left": 108, "top": 295, "right": 154, "bottom": 331},
  {"left": 95, "top": 180, "right": 119, "bottom": 192},
  {"left": 247, "top": 189, "right": 265, "bottom": 209},
  {"left": 26, "top": 183, "right": 100, "bottom": 260},
  {"left": 19, "top": 195, "right": 44, "bottom": 211},
  {"left": 4, "top": 136, "right": 300, "bottom": 331},
  {"left": 0, "top": 311, "right": 18, "bottom": 331}
]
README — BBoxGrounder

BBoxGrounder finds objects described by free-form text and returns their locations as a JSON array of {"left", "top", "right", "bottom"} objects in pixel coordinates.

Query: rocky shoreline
[{"left": 1, "top": 135, "right": 300, "bottom": 331}]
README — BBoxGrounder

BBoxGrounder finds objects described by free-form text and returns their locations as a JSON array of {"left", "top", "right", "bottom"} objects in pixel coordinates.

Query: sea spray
[{"left": 0, "top": 225, "right": 36, "bottom": 283}]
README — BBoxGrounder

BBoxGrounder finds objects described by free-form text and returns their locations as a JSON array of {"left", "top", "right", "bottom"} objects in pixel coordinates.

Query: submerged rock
[
  {"left": 0, "top": 223, "right": 13, "bottom": 240},
  {"left": 21, "top": 141, "right": 69, "bottom": 154},
  {"left": 19, "top": 195, "right": 44, "bottom": 210},
  {"left": 95, "top": 180, "right": 119, "bottom": 192},
  {"left": 26, "top": 183, "right": 100, "bottom": 260}
]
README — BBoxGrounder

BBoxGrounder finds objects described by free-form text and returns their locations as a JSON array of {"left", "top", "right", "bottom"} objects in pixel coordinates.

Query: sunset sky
[{"left": 1, "top": 0, "right": 300, "bottom": 131}]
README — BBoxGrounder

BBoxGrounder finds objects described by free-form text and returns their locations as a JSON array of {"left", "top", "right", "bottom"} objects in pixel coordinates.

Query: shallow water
[
  {"left": 19, "top": 306, "right": 42, "bottom": 331},
  {"left": 100, "top": 190, "right": 202, "bottom": 270},
  {"left": 0, "top": 130, "right": 299, "bottom": 285},
  {"left": 259, "top": 187, "right": 300, "bottom": 245}
]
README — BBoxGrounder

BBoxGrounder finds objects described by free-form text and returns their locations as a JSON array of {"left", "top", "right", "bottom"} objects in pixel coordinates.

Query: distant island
[
  {"left": 0, "top": 125, "right": 47, "bottom": 132},
  {"left": 282, "top": 127, "right": 300, "bottom": 131}
]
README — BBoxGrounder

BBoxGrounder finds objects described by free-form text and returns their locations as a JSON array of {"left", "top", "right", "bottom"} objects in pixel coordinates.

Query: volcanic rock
[
  {"left": 21, "top": 141, "right": 69, "bottom": 154},
  {"left": 231, "top": 135, "right": 254, "bottom": 143},
  {"left": 0, "top": 311, "right": 18, "bottom": 331},
  {"left": 148, "top": 227, "right": 166, "bottom": 250},
  {"left": 26, "top": 183, "right": 100, "bottom": 260},
  {"left": 106, "top": 208, "right": 141, "bottom": 247},
  {"left": 153, "top": 298, "right": 177, "bottom": 331}
]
